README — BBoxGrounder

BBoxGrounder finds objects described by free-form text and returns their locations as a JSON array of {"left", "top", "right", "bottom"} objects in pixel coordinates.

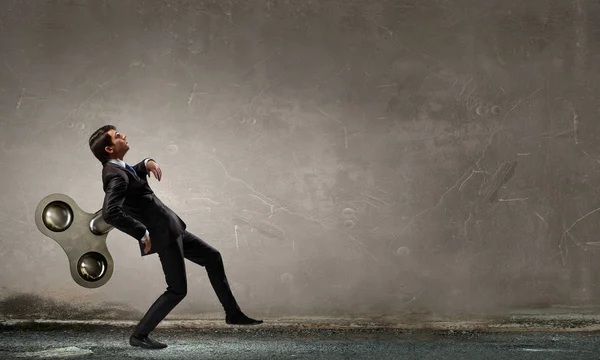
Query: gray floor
[{"left": 1, "top": 327, "right": 599, "bottom": 359}]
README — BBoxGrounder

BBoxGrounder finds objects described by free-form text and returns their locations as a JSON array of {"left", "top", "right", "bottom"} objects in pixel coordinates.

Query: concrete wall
[{"left": 1, "top": 0, "right": 600, "bottom": 319}]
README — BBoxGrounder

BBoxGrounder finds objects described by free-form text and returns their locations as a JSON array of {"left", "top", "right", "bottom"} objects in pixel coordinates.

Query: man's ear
[{"left": 105, "top": 146, "right": 113, "bottom": 154}]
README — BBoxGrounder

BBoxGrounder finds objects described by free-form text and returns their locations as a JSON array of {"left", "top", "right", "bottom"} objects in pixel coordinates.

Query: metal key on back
[{"left": 35, "top": 193, "right": 115, "bottom": 288}]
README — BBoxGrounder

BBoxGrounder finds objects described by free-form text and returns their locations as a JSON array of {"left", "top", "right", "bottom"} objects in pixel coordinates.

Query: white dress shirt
[{"left": 107, "top": 158, "right": 152, "bottom": 243}]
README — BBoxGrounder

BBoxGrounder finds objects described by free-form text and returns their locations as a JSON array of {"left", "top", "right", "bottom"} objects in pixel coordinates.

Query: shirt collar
[{"left": 108, "top": 159, "right": 126, "bottom": 168}]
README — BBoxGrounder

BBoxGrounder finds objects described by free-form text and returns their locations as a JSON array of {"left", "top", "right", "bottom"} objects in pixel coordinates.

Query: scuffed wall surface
[{"left": 1, "top": 0, "right": 600, "bottom": 318}]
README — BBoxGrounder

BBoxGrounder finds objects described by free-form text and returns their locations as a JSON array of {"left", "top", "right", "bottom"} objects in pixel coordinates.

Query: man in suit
[{"left": 88, "top": 125, "right": 262, "bottom": 350}]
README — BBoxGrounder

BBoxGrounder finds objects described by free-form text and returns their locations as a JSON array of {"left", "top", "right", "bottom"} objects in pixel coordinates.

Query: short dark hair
[{"left": 89, "top": 125, "right": 116, "bottom": 164}]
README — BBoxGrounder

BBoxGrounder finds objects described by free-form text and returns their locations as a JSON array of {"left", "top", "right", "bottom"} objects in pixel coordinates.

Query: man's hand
[
  {"left": 146, "top": 160, "right": 162, "bottom": 181},
  {"left": 142, "top": 236, "right": 152, "bottom": 254}
]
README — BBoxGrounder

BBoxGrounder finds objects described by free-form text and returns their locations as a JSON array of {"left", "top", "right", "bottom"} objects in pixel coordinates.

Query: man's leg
[
  {"left": 133, "top": 239, "right": 187, "bottom": 338},
  {"left": 180, "top": 230, "right": 262, "bottom": 324}
]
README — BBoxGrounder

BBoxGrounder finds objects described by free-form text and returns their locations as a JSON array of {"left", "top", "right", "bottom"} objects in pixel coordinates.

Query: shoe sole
[{"left": 129, "top": 339, "right": 167, "bottom": 349}]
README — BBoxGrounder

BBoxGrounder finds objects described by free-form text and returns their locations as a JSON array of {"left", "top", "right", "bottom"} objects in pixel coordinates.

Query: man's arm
[
  {"left": 132, "top": 158, "right": 154, "bottom": 177},
  {"left": 102, "top": 172, "right": 148, "bottom": 242}
]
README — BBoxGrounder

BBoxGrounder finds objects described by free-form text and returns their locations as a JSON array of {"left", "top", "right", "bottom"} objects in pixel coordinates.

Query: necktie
[{"left": 125, "top": 163, "right": 137, "bottom": 176}]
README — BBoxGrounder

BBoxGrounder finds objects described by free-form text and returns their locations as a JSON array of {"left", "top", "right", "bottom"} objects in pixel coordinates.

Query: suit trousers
[{"left": 134, "top": 230, "right": 241, "bottom": 336}]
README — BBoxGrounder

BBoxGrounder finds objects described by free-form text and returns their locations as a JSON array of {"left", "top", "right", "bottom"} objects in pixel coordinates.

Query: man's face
[{"left": 104, "top": 129, "right": 130, "bottom": 159}]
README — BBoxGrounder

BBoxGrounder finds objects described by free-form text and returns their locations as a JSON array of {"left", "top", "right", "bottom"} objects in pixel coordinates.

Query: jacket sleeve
[
  {"left": 133, "top": 158, "right": 154, "bottom": 177},
  {"left": 102, "top": 172, "right": 147, "bottom": 241}
]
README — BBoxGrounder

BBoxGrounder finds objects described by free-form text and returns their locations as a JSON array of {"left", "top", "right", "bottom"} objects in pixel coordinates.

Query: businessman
[{"left": 88, "top": 125, "right": 262, "bottom": 350}]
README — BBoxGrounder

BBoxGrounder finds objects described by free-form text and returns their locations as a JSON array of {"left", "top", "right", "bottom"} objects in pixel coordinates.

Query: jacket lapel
[{"left": 105, "top": 162, "right": 140, "bottom": 180}]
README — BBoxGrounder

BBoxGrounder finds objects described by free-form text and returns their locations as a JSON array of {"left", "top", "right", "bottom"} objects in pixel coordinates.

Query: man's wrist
[{"left": 143, "top": 158, "right": 155, "bottom": 173}]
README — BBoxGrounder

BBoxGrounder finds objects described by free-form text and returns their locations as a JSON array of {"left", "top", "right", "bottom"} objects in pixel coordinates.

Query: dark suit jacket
[{"left": 101, "top": 159, "right": 187, "bottom": 256}]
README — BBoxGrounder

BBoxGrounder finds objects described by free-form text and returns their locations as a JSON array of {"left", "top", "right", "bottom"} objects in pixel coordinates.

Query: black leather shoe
[
  {"left": 226, "top": 312, "right": 263, "bottom": 325},
  {"left": 129, "top": 334, "right": 167, "bottom": 349}
]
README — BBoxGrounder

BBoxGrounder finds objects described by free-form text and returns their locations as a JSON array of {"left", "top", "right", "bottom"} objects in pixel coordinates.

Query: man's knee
[
  {"left": 205, "top": 250, "right": 223, "bottom": 267},
  {"left": 169, "top": 286, "right": 187, "bottom": 301},
  {"left": 212, "top": 250, "right": 223, "bottom": 263}
]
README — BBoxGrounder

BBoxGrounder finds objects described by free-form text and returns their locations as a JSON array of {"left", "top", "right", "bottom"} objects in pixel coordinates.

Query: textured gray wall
[{"left": 1, "top": 0, "right": 600, "bottom": 319}]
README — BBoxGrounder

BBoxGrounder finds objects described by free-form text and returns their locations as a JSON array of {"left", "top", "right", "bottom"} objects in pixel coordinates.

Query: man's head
[{"left": 89, "top": 125, "right": 130, "bottom": 164}]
